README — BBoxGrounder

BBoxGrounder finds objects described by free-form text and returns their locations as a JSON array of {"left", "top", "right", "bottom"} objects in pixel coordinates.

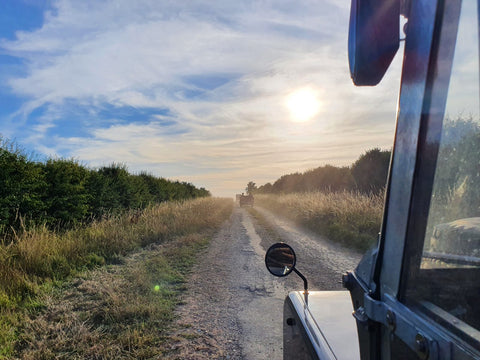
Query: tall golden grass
[
  {"left": 0, "top": 197, "right": 233, "bottom": 357},
  {"left": 0, "top": 197, "right": 233, "bottom": 304},
  {"left": 255, "top": 192, "right": 384, "bottom": 251}
]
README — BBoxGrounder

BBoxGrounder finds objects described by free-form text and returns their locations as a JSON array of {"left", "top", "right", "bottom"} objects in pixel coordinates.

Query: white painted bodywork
[{"left": 288, "top": 290, "right": 360, "bottom": 359}]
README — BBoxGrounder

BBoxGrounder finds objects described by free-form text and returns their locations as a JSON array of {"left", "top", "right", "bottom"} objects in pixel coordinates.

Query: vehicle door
[{"left": 350, "top": 0, "right": 480, "bottom": 358}]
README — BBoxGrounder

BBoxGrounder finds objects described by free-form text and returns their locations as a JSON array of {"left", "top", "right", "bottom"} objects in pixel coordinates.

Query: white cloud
[{"left": 1, "top": 0, "right": 401, "bottom": 196}]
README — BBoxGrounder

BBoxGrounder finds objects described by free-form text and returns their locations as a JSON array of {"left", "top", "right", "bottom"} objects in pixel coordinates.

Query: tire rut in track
[{"left": 167, "top": 205, "right": 363, "bottom": 359}]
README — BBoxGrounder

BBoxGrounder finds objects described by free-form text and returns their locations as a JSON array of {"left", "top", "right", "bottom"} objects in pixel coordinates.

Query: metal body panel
[
  {"left": 285, "top": 291, "right": 360, "bottom": 360},
  {"left": 379, "top": 0, "right": 440, "bottom": 299},
  {"left": 347, "top": 0, "right": 480, "bottom": 358}
]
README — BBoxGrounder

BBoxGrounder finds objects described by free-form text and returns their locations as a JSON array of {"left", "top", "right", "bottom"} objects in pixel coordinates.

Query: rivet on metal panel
[
  {"left": 415, "top": 333, "right": 429, "bottom": 360},
  {"left": 386, "top": 310, "right": 396, "bottom": 332}
]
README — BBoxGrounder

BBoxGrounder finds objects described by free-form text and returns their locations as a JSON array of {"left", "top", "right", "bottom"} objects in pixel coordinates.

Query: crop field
[
  {"left": 255, "top": 192, "right": 384, "bottom": 251},
  {"left": 0, "top": 197, "right": 233, "bottom": 358}
]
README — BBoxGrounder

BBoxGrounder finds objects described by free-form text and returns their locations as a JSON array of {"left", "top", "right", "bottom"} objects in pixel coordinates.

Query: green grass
[
  {"left": 255, "top": 192, "right": 383, "bottom": 251},
  {"left": 0, "top": 197, "right": 233, "bottom": 358}
]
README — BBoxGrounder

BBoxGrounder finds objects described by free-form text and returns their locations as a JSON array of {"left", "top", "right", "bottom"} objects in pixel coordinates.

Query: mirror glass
[{"left": 265, "top": 243, "right": 296, "bottom": 277}]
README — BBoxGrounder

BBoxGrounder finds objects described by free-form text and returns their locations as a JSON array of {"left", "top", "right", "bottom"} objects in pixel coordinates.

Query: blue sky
[{"left": 0, "top": 0, "right": 406, "bottom": 197}]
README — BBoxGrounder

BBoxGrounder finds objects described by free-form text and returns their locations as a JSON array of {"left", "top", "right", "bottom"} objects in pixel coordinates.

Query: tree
[
  {"left": 139, "top": 172, "right": 169, "bottom": 203},
  {"left": 245, "top": 181, "right": 257, "bottom": 195},
  {"left": 271, "top": 173, "right": 302, "bottom": 193},
  {"left": 302, "top": 165, "right": 355, "bottom": 192},
  {"left": 351, "top": 148, "right": 391, "bottom": 194},
  {"left": 257, "top": 182, "right": 273, "bottom": 194},
  {"left": 0, "top": 144, "right": 46, "bottom": 231},
  {"left": 43, "top": 158, "right": 90, "bottom": 225}
]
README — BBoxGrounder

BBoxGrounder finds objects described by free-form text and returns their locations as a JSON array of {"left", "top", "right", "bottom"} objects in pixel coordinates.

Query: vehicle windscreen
[{"left": 405, "top": 0, "right": 480, "bottom": 344}]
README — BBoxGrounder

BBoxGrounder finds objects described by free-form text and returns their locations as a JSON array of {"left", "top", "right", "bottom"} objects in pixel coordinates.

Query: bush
[
  {"left": 43, "top": 158, "right": 90, "bottom": 226},
  {"left": 0, "top": 141, "right": 46, "bottom": 232},
  {"left": 0, "top": 138, "right": 212, "bottom": 236}
]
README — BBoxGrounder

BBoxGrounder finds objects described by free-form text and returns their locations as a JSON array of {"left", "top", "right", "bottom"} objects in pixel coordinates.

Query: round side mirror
[{"left": 265, "top": 243, "right": 296, "bottom": 277}]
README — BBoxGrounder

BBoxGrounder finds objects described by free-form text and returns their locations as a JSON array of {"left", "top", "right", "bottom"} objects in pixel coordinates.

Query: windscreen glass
[{"left": 405, "top": 0, "right": 480, "bottom": 338}]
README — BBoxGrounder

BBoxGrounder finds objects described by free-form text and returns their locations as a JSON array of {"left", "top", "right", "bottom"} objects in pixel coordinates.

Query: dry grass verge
[
  {"left": 15, "top": 234, "right": 209, "bottom": 359},
  {"left": 0, "top": 197, "right": 233, "bottom": 358},
  {"left": 255, "top": 192, "right": 383, "bottom": 251}
]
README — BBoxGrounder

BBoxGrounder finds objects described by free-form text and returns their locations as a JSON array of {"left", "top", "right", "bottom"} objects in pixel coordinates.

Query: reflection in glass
[
  {"left": 406, "top": 0, "right": 480, "bottom": 338},
  {"left": 422, "top": 0, "right": 480, "bottom": 269},
  {"left": 265, "top": 243, "right": 296, "bottom": 277}
]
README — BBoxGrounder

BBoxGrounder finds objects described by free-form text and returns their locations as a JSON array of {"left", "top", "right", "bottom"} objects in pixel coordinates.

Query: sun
[{"left": 285, "top": 87, "right": 321, "bottom": 123}]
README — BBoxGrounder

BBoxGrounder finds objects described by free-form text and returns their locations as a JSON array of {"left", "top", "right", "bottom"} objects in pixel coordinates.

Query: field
[
  {"left": 0, "top": 191, "right": 383, "bottom": 358},
  {"left": 0, "top": 197, "right": 233, "bottom": 358},
  {"left": 255, "top": 192, "right": 384, "bottom": 251}
]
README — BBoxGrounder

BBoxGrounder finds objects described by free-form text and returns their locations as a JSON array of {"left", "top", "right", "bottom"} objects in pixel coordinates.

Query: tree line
[
  {"left": 0, "top": 138, "right": 210, "bottom": 235},
  {"left": 255, "top": 148, "right": 391, "bottom": 195},
  {"left": 254, "top": 117, "right": 480, "bottom": 221}
]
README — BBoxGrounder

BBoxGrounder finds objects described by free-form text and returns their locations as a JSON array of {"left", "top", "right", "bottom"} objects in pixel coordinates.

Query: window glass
[
  {"left": 406, "top": 0, "right": 480, "bottom": 336},
  {"left": 423, "top": 0, "right": 480, "bottom": 269}
]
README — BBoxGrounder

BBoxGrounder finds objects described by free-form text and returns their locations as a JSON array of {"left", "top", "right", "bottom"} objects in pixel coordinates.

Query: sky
[{"left": 0, "top": 0, "right": 406, "bottom": 197}]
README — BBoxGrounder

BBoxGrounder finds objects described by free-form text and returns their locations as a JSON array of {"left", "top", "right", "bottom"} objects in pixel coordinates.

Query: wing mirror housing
[
  {"left": 265, "top": 243, "right": 309, "bottom": 297},
  {"left": 348, "top": 0, "right": 400, "bottom": 85}
]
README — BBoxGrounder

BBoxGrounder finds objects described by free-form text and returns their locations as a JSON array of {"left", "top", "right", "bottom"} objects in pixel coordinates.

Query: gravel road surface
[{"left": 166, "top": 206, "right": 363, "bottom": 359}]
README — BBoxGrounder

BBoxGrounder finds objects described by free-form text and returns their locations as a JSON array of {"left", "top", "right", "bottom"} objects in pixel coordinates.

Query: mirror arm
[{"left": 293, "top": 267, "right": 309, "bottom": 294}]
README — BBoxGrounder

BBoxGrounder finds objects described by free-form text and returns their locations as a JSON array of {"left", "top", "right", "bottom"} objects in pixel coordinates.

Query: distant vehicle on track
[{"left": 239, "top": 193, "right": 254, "bottom": 207}]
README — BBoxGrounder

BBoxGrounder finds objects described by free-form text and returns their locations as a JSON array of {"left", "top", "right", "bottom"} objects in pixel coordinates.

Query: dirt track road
[{"left": 166, "top": 206, "right": 362, "bottom": 359}]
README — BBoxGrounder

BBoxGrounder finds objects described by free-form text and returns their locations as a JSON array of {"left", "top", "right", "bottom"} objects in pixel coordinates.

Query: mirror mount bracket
[
  {"left": 292, "top": 267, "right": 308, "bottom": 295},
  {"left": 293, "top": 267, "right": 309, "bottom": 304}
]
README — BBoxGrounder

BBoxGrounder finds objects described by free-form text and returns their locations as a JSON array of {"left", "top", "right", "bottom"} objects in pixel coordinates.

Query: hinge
[{"left": 353, "top": 293, "right": 438, "bottom": 360}]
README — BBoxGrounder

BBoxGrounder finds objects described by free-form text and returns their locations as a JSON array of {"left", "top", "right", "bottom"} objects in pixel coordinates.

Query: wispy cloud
[{"left": 0, "top": 0, "right": 401, "bottom": 196}]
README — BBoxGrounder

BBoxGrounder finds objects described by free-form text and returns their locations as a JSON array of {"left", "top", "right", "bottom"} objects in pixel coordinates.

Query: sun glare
[{"left": 285, "top": 87, "right": 321, "bottom": 123}]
